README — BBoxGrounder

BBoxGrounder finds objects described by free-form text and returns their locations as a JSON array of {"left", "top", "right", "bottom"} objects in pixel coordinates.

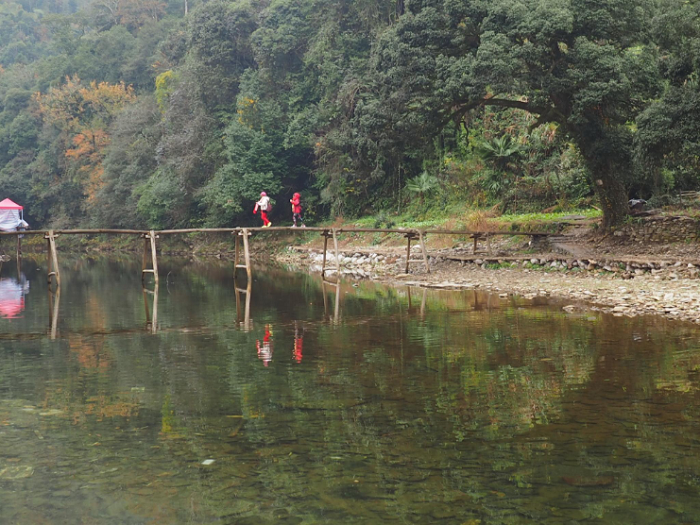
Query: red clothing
[
  {"left": 293, "top": 337, "right": 303, "bottom": 363},
  {"left": 291, "top": 194, "right": 302, "bottom": 214},
  {"left": 260, "top": 210, "right": 271, "bottom": 226}
]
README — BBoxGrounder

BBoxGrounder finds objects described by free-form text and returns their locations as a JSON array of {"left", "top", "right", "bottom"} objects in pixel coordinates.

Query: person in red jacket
[{"left": 290, "top": 192, "right": 305, "bottom": 228}]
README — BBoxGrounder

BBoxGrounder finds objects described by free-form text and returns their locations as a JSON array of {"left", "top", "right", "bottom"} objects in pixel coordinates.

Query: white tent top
[{"left": 0, "top": 198, "right": 26, "bottom": 231}]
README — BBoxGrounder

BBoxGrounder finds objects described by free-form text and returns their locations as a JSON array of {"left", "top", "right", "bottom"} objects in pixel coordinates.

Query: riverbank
[{"left": 275, "top": 244, "right": 700, "bottom": 325}]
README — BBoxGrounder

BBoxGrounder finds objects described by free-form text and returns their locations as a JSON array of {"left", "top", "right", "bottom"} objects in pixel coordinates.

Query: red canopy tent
[
  {"left": 0, "top": 198, "right": 23, "bottom": 210},
  {"left": 0, "top": 198, "right": 26, "bottom": 231}
]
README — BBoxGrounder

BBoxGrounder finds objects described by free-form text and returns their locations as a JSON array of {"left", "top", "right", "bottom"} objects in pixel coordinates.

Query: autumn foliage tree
[{"left": 34, "top": 75, "right": 136, "bottom": 206}]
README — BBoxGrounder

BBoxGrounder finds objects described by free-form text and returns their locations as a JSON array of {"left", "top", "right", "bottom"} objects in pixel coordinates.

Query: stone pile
[
  {"left": 303, "top": 250, "right": 395, "bottom": 278},
  {"left": 613, "top": 215, "right": 700, "bottom": 244},
  {"left": 450, "top": 256, "right": 699, "bottom": 279}
]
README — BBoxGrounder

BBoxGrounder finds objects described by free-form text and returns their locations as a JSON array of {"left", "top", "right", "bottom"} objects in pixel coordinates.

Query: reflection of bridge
[
  {"left": 0, "top": 226, "right": 558, "bottom": 339},
  {"left": 0, "top": 226, "right": 559, "bottom": 285}
]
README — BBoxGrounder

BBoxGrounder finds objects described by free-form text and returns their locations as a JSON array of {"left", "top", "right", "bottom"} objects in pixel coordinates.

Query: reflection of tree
[{"left": 4, "top": 257, "right": 700, "bottom": 523}]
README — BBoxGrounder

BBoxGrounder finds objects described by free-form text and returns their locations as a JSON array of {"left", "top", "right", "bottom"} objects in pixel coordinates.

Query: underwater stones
[{"left": 0, "top": 466, "right": 34, "bottom": 480}]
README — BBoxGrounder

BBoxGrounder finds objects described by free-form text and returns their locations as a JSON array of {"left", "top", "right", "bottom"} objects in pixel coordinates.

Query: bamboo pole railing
[{"left": 1, "top": 226, "right": 563, "bottom": 285}]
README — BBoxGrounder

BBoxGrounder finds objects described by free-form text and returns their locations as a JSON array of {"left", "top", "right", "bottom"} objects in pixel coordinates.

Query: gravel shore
[{"left": 277, "top": 247, "right": 700, "bottom": 325}]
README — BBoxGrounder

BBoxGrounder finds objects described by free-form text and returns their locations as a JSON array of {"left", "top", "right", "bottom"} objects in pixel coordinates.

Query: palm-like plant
[
  {"left": 405, "top": 171, "right": 440, "bottom": 204},
  {"left": 474, "top": 135, "right": 524, "bottom": 173},
  {"left": 474, "top": 135, "right": 526, "bottom": 211}
]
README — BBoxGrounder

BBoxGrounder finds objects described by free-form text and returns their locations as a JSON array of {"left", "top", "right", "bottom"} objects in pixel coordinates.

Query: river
[{"left": 0, "top": 256, "right": 699, "bottom": 524}]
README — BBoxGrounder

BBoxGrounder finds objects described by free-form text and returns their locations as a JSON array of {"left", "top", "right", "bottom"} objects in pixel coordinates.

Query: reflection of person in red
[
  {"left": 256, "top": 325, "right": 273, "bottom": 366},
  {"left": 293, "top": 322, "right": 303, "bottom": 363}
]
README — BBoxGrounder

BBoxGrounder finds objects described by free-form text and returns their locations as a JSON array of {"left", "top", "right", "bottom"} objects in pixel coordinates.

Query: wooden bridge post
[
  {"left": 321, "top": 230, "right": 329, "bottom": 277},
  {"left": 332, "top": 228, "right": 340, "bottom": 276},
  {"left": 241, "top": 228, "right": 252, "bottom": 283},
  {"left": 45, "top": 230, "right": 60, "bottom": 286},
  {"left": 141, "top": 230, "right": 159, "bottom": 284},
  {"left": 418, "top": 230, "right": 430, "bottom": 274},
  {"left": 233, "top": 230, "right": 241, "bottom": 275},
  {"left": 150, "top": 230, "right": 159, "bottom": 285},
  {"left": 141, "top": 235, "right": 149, "bottom": 281}
]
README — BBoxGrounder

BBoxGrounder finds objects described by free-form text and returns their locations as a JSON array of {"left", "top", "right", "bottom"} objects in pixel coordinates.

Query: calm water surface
[{"left": 1, "top": 256, "right": 700, "bottom": 524}]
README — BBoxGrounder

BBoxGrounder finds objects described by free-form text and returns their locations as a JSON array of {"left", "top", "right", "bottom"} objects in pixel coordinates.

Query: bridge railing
[{"left": 0, "top": 226, "right": 562, "bottom": 285}]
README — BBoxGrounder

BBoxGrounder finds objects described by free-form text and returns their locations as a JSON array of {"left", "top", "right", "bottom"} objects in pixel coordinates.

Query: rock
[{"left": 0, "top": 466, "right": 34, "bottom": 480}]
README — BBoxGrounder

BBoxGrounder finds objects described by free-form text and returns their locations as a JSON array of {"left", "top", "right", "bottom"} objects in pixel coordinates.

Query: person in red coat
[{"left": 290, "top": 192, "right": 305, "bottom": 228}]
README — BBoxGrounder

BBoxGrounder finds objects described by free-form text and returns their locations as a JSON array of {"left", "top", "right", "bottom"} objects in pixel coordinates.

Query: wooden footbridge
[{"left": 0, "top": 226, "right": 559, "bottom": 286}]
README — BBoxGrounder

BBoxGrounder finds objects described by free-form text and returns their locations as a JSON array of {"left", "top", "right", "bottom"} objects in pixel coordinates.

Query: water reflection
[
  {"left": 293, "top": 320, "right": 303, "bottom": 363},
  {"left": 3, "top": 257, "right": 700, "bottom": 524},
  {"left": 142, "top": 284, "right": 158, "bottom": 334},
  {"left": 321, "top": 277, "right": 341, "bottom": 324},
  {"left": 234, "top": 276, "right": 252, "bottom": 331},
  {"left": 256, "top": 324, "right": 274, "bottom": 366},
  {"left": 0, "top": 273, "right": 28, "bottom": 319},
  {"left": 47, "top": 286, "right": 59, "bottom": 339}
]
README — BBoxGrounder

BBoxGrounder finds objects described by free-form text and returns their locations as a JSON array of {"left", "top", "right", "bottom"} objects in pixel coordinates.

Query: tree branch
[{"left": 444, "top": 96, "right": 559, "bottom": 130}]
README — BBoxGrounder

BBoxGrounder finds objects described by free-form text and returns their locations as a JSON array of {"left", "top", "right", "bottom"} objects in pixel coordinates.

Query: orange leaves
[
  {"left": 35, "top": 74, "right": 135, "bottom": 132},
  {"left": 34, "top": 75, "right": 136, "bottom": 203}
]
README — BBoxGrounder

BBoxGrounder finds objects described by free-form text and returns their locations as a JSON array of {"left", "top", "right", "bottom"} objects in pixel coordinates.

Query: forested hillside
[{"left": 0, "top": 0, "right": 698, "bottom": 229}]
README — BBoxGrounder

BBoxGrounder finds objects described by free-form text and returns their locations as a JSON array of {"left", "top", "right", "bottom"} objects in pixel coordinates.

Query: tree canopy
[{"left": 0, "top": 0, "right": 696, "bottom": 229}]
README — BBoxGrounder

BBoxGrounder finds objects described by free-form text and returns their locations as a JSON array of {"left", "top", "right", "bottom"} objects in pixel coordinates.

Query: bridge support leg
[
  {"left": 241, "top": 228, "right": 252, "bottom": 283},
  {"left": 332, "top": 228, "right": 340, "bottom": 276},
  {"left": 45, "top": 230, "right": 60, "bottom": 286},
  {"left": 141, "top": 230, "right": 159, "bottom": 284},
  {"left": 233, "top": 228, "right": 252, "bottom": 282},
  {"left": 233, "top": 232, "right": 241, "bottom": 275},
  {"left": 321, "top": 230, "right": 329, "bottom": 277},
  {"left": 418, "top": 230, "right": 430, "bottom": 274}
]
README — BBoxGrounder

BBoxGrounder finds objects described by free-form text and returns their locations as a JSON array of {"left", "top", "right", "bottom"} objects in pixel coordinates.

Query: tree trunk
[
  {"left": 572, "top": 123, "right": 631, "bottom": 230},
  {"left": 590, "top": 169, "right": 629, "bottom": 230}
]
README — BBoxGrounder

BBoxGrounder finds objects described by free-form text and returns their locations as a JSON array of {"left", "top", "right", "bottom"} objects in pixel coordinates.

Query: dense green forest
[{"left": 0, "top": 0, "right": 698, "bottom": 229}]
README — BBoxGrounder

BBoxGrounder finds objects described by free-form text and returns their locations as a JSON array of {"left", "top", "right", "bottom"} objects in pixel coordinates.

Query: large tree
[
  {"left": 366, "top": 0, "right": 659, "bottom": 228},
  {"left": 636, "top": 0, "right": 700, "bottom": 195}
]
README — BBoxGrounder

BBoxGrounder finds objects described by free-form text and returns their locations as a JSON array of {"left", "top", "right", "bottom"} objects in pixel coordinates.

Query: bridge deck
[{"left": 0, "top": 226, "right": 559, "bottom": 237}]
